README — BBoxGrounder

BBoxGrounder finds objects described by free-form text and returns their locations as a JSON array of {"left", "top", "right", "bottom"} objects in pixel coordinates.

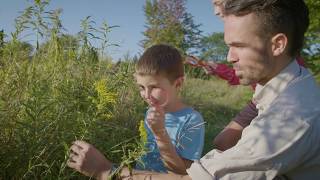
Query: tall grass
[
  {"left": 0, "top": 1, "right": 145, "bottom": 178},
  {"left": 0, "top": 48, "right": 147, "bottom": 179}
]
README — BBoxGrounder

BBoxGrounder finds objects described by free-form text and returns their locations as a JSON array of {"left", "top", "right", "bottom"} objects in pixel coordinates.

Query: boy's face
[{"left": 134, "top": 73, "right": 181, "bottom": 107}]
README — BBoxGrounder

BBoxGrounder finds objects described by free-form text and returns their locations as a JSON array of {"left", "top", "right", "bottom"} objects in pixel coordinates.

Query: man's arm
[{"left": 213, "top": 121, "right": 243, "bottom": 151}]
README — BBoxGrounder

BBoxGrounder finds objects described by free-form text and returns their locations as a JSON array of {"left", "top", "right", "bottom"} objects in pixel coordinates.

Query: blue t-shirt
[{"left": 136, "top": 107, "right": 205, "bottom": 172}]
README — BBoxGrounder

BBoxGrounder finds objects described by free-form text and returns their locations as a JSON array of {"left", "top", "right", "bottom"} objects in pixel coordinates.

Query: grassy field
[
  {"left": 183, "top": 77, "right": 252, "bottom": 153},
  {"left": 0, "top": 1, "right": 255, "bottom": 178}
]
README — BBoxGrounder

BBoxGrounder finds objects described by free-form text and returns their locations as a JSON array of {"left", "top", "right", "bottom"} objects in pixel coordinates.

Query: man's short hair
[
  {"left": 135, "top": 44, "right": 184, "bottom": 83},
  {"left": 223, "top": 0, "right": 309, "bottom": 57}
]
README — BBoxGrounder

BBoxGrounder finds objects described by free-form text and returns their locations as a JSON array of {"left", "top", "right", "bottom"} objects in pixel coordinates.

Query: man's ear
[{"left": 271, "top": 33, "right": 288, "bottom": 56}]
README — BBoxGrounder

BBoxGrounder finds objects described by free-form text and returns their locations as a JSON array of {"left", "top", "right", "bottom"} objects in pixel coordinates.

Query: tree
[
  {"left": 141, "top": 0, "right": 202, "bottom": 54},
  {"left": 303, "top": 0, "right": 320, "bottom": 75},
  {"left": 198, "top": 32, "right": 228, "bottom": 61},
  {"left": 0, "top": 30, "right": 5, "bottom": 57}
]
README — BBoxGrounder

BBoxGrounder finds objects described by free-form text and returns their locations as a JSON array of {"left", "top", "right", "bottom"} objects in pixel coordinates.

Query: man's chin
[
  {"left": 240, "top": 82, "right": 252, "bottom": 86},
  {"left": 239, "top": 79, "right": 253, "bottom": 86}
]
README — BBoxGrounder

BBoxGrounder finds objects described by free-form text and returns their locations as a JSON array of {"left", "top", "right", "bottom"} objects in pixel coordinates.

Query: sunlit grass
[{"left": 182, "top": 77, "right": 252, "bottom": 153}]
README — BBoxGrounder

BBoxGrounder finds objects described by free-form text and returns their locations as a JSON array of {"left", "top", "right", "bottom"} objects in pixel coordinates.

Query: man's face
[{"left": 224, "top": 13, "right": 275, "bottom": 86}]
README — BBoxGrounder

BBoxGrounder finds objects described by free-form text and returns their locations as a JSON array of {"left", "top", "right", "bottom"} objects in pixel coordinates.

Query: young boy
[{"left": 134, "top": 44, "right": 205, "bottom": 174}]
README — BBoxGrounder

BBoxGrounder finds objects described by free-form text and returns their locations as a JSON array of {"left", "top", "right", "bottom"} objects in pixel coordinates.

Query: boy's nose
[{"left": 145, "top": 89, "right": 152, "bottom": 100}]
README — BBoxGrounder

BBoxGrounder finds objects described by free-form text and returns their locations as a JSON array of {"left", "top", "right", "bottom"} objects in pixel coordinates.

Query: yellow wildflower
[
  {"left": 92, "top": 79, "right": 117, "bottom": 121},
  {"left": 138, "top": 120, "right": 147, "bottom": 144},
  {"left": 94, "top": 79, "right": 117, "bottom": 111}
]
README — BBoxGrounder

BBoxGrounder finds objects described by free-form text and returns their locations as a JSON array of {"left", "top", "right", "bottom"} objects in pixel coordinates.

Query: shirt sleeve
[
  {"left": 187, "top": 105, "right": 311, "bottom": 180},
  {"left": 176, "top": 111, "right": 205, "bottom": 161},
  {"left": 232, "top": 100, "right": 258, "bottom": 128}
]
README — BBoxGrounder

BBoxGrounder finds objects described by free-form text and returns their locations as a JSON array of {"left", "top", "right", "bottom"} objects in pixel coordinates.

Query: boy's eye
[
  {"left": 150, "top": 86, "right": 158, "bottom": 90},
  {"left": 138, "top": 86, "right": 144, "bottom": 91}
]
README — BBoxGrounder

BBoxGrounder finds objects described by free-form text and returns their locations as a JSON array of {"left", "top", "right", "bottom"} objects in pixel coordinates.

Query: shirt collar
[{"left": 253, "top": 60, "right": 301, "bottom": 113}]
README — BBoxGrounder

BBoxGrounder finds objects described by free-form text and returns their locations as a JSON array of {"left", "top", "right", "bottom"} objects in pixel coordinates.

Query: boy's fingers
[
  {"left": 72, "top": 140, "right": 91, "bottom": 153},
  {"left": 67, "top": 160, "right": 75, "bottom": 168},
  {"left": 67, "top": 159, "right": 80, "bottom": 170},
  {"left": 70, "top": 144, "right": 82, "bottom": 155},
  {"left": 73, "top": 140, "right": 88, "bottom": 147},
  {"left": 148, "top": 111, "right": 160, "bottom": 118},
  {"left": 151, "top": 105, "right": 164, "bottom": 113},
  {"left": 148, "top": 109, "right": 164, "bottom": 119},
  {"left": 68, "top": 152, "right": 80, "bottom": 163}
]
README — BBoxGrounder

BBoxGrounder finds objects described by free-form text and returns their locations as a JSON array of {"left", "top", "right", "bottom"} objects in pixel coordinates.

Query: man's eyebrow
[{"left": 227, "top": 41, "right": 248, "bottom": 47}]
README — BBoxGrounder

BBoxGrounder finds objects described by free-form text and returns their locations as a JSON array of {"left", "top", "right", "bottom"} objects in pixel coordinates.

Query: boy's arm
[
  {"left": 67, "top": 140, "right": 192, "bottom": 180},
  {"left": 114, "top": 167, "right": 192, "bottom": 180},
  {"left": 146, "top": 106, "right": 192, "bottom": 174},
  {"left": 153, "top": 129, "right": 192, "bottom": 174}
]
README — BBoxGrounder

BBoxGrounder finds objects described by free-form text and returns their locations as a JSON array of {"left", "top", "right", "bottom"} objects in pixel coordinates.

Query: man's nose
[{"left": 227, "top": 48, "right": 237, "bottom": 63}]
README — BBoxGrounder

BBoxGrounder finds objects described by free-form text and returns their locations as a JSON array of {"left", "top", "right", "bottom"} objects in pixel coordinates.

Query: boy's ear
[{"left": 175, "top": 76, "right": 184, "bottom": 88}]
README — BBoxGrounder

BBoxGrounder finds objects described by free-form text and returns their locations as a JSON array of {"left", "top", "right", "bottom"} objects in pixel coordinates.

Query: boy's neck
[{"left": 163, "top": 99, "right": 187, "bottom": 113}]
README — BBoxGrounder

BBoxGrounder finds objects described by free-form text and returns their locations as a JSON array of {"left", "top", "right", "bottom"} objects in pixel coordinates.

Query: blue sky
[{"left": 0, "top": 0, "right": 224, "bottom": 60}]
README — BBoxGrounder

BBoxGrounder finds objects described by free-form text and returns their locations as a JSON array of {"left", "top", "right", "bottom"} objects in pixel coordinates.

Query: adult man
[
  {"left": 68, "top": 0, "right": 320, "bottom": 179},
  {"left": 206, "top": 0, "right": 306, "bottom": 152}
]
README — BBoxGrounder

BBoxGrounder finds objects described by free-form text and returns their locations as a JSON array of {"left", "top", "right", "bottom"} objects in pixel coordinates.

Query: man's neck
[{"left": 259, "top": 55, "right": 293, "bottom": 86}]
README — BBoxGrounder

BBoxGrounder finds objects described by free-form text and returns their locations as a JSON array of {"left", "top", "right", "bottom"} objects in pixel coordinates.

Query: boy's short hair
[{"left": 135, "top": 44, "right": 184, "bottom": 83}]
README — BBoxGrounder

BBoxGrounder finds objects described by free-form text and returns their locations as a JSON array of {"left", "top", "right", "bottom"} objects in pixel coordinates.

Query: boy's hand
[
  {"left": 146, "top": 105, "right": 166, "bottom": 137},
  {"left": 67, "top": 140, "right": 112, "bottom": 179}
]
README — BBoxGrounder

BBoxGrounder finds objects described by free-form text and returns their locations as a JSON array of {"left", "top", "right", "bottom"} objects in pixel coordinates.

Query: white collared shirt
[{"left": 187, "top": 60, "right": 320, "bottom": 180}]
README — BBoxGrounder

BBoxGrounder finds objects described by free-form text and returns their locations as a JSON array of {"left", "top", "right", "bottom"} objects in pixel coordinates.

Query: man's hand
[{"left": 67, "top": 140, "right": 112, "bottom": 179}]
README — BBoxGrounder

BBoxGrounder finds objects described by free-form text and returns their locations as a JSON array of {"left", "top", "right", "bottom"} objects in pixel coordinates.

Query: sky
[{"left": 0, "top": 0, "right": 224, "bottom": 60}]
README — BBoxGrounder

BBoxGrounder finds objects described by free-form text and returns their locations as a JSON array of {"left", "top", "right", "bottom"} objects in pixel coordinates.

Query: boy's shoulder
[
  {"left": 169, "top": 106, "right": 197, "bottom": 115},
  {"left": 167, "top": 107, "right": 204, "bottom": 123}
]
